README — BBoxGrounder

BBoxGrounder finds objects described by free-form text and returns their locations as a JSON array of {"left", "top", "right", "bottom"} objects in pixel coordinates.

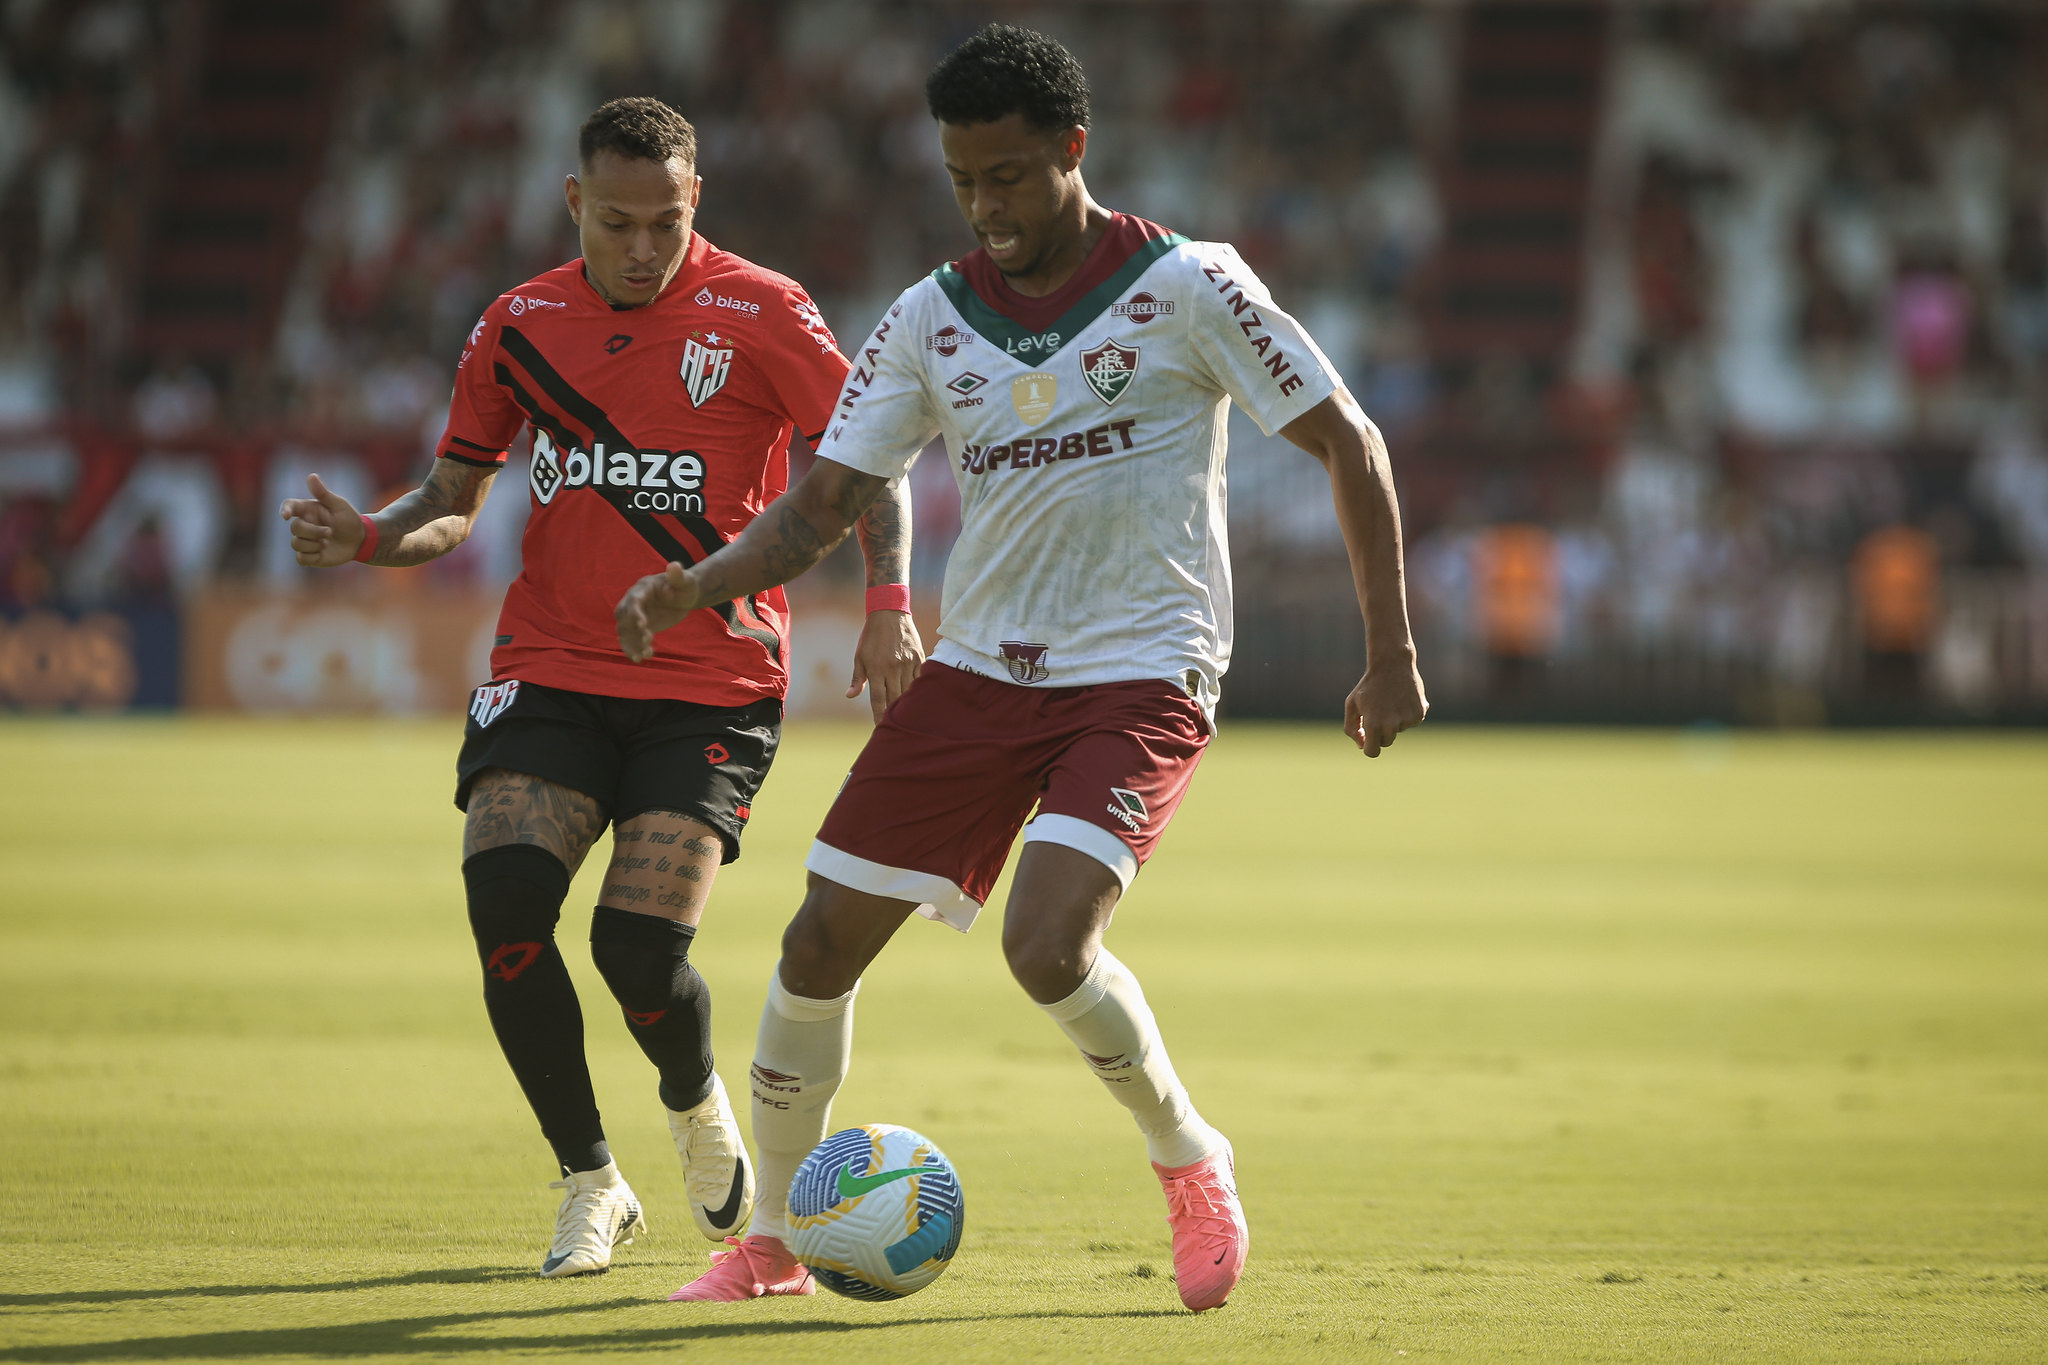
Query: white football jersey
[{"left": 815, "top": 215, "right": 1338, "bottom": 719}]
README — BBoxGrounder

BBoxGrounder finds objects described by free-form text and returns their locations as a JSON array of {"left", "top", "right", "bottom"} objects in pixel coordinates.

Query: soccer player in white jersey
[{"left": 617, "top": 25, "right": 1428, "bottom": 1310}]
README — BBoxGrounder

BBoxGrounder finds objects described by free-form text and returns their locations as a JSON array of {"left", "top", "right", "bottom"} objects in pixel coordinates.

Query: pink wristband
[
  {"left": 864, "top": 584, "right": 911, "bottom": 614},
  {"left": 353, "top": 515, "right": 380, "bottom": 564}
]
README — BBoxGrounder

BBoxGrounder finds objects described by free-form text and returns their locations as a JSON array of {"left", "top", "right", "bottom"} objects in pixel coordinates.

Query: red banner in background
[
  {"left": 184, "top": 591, "right": 500, "bottom": 714},
  {"left": 178, "top": 582, "right": 937, "bottom": 718}
]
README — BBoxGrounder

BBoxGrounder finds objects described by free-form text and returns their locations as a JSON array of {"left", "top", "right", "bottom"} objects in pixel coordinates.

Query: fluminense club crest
[
  {"left": 997, "top": 640, "right": 1050, "bottom": 684},
  {"left": 1080, "top": 340, "right": 1138, "bottom": 405},
  {"left": 681, "top": 332, "right": 733, "bottom": 407}
]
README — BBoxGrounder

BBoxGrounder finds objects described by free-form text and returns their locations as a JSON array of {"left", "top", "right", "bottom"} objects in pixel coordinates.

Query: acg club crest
[
  {"left": 470, "top": 680, "right": 520, "bottom": 727},
  {"left": 1080, "top": 340, "right": 1138, "bottom": 406},
  {"left": 681, "top": 333, "right": 733, "bottom": 407}
]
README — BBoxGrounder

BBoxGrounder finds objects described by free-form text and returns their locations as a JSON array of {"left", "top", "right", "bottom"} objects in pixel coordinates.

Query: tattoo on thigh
[{"left": 462, "top": 771, "right": 605, "bottom": 869}]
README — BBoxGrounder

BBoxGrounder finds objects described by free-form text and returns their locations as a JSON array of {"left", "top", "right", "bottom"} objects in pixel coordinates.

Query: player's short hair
[
  {"left": 925, "top": 24, "right": 1090, "bottom": 134},
  {"left": 578, "top": 96, "right": 696, "bottom": 169}
]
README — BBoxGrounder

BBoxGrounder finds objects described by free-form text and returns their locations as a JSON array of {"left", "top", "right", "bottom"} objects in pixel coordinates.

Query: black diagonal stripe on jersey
[
  {"left": 497, "top": 327, "right": 783, "bottom": 665},
  {"left": 495, "top": 364, "right": 577, "bottom": 451}
]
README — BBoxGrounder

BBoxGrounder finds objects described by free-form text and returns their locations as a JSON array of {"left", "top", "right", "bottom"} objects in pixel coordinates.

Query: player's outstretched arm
[
  {"left": 848, "top": 477, "right": 925, "bottom": 719},
  {"left": 278, "top": 459, "right": 497, "bottom": 568},
  {"left": 1280, "top": 388, "right": 1428, "bottom": 757},
  {"left": 615, "top": 457, "right": 890, "bottom": 663}
]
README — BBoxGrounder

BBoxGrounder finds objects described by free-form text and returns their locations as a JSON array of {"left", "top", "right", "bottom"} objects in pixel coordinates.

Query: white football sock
[
  {"left": 1039, "top": 947, "right": 1225, "bottom": 1170},
  {"left": 744, "top": 967, "right": 857, "bottom": 1243}
]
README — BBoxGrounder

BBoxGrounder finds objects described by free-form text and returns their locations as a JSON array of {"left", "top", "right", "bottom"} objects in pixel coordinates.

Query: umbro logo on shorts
[
  {"left": 470, "top": 680, "right": 519, "bottom": 727},
  {"left": 1106, "top": 787, "right": 1148, "bottom": 832}
]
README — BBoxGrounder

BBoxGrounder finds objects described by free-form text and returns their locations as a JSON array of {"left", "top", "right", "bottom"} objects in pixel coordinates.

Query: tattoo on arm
[
  {"left": 366, "top": 458, "right": 497, "bottom": 567},
  {"left": 761, "top": 502, "right": 832, "bottom": 585},
  {"left": 855, "top": 477, "right": 913, "bottom": 588}
]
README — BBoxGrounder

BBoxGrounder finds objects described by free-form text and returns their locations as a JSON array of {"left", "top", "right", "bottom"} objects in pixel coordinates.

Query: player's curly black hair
[
  {"left": 925, "top": 24, "right": 1090, "bottom": 133},
  {"left": 578, "top": 96, "right": 696, "bottom": 167}
]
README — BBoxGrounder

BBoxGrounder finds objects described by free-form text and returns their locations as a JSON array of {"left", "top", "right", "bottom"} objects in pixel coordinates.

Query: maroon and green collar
[{"left": 933, "top": 213, "right": 1185, "bottom": 355}]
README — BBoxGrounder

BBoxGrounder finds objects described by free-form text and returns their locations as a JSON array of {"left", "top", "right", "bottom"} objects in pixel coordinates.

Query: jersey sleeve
[
  {"left": 1185, "top": 244, "right": 1339, "bottom": 437},
  {"left": 810, "top": 289, "right": 941, "bottom": 482},
  {"left": 759, "top": 282, "right": 853, "bottom": 443},
  {"left": 434, "top": 309, "right": 527, "bottom": 465}
]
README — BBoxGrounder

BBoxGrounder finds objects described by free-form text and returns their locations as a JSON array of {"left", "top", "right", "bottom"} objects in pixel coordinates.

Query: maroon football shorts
[{"left": 805, "top": 661, "right": 1209, "bottom": 932}]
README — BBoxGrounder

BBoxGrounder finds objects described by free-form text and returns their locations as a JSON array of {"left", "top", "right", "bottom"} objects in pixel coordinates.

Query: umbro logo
[
  {"left": 1106, "top": 786, "right": 1147, "bottom": 832},
  {"left": 604, "top": 334, "right": 633, "bottom": 354}
]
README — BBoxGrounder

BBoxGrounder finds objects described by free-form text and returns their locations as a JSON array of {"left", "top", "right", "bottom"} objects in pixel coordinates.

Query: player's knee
[
  {"left": 588, "top": 906, "right": 696, "bottom": 1009},
  {"left": 463, "top": 843, "right": 571, "bottom": 969},
  {"left": 1002, "top": 924, "right": 1090, "bottom": 1004},
  {"left": 777, "top": 886, "right": 860, "bottom": 998}
]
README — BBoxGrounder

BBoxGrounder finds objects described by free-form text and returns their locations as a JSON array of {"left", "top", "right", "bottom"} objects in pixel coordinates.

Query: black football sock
[
  {"left": 464, "top": 843, "right": 610, "bottom": 1174},
  {"left": 589, "top": 906, "right": 715, "bottom": 1112}
]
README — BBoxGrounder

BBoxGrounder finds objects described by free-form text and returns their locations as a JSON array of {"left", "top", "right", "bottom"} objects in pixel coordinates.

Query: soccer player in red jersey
[
  {"left": 282, "top": 98, "right": 921, "bottom": 1279},
  {"left": 621, "top": 29, "right": 1427, "bottom": 1309}
]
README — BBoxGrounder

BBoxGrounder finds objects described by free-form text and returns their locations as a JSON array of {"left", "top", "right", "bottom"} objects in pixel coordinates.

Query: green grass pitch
[{"left": 2, "top": 718, "right": 2045, "bottom": 1363}]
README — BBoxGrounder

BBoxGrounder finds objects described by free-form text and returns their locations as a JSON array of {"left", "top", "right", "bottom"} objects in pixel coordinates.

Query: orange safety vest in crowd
[
  {"left": 1476, "top": 524, "right": 1559, "bottom": 658},
  {"left": 1852, "top": 525, "right": 1938, "bottom": 652}
]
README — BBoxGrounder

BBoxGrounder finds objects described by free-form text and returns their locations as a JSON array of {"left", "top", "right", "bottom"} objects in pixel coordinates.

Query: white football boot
[
  {"left": 668, "top": 1073, "right": 756, "bottom": 1241},
  {"left": 541, "top": 1161, "right": 644, "bottom": 1277}
]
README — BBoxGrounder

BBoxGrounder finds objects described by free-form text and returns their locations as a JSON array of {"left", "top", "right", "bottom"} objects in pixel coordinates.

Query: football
[{"left": 787, "top": 1124, "right": 966, "bottom": 1300}]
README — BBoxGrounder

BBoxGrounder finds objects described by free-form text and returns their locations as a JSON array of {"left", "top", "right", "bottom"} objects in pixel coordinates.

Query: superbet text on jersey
[
  {"left": 814, "top": 214, "right": 1337, "bottom": 721},
  {"left": 439, "top": 233, "right": 848, "bottom": 705}
]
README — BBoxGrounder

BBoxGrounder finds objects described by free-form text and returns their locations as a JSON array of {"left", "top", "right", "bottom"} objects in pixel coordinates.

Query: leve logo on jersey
[
  {"left": 681, "top": 333, "right": 733, "bottom": 407},
  {"left": 1011, "top": 372, "right": 1057, "bottom": 427},
  {"left": 471, "top": 680, "right": 520, "bottom": 727},
  {"left": 998, "top": 640, "right": 1050, "bottom": 684},
  {"left": 1080, "top": 340, "right": 1139, "bottom": 405},
  {"left": 1112, "top": 292, "right": 1174, "bottom": 324}
]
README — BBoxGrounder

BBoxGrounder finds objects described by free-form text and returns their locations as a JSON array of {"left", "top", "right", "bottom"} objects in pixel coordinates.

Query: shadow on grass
[
  {"left": 0, "top": 1301, "right": 1185, "bottom": 1361},
  {"left": 0, "top": 1268, "right": 533, "bottom": 1308}
]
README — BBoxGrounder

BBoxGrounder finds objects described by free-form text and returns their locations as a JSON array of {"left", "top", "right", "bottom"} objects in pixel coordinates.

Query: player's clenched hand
[
  {"left": 615, "top": 563, "right": 699, "bottom": 662},
  {"left": 277, "top": 473, "right": 364, "bottom": 568},
  {"left": 847, "top": 609, "right": 925, "bottom": 722},
  {"left": 1345, "top": 656, "right": 1428, "bottom": 758}
]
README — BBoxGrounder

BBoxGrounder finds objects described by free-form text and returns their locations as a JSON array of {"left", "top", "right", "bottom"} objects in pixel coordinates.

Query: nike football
[{"left": 787, "top": 1124, "right": 965, "bottom": 1300}]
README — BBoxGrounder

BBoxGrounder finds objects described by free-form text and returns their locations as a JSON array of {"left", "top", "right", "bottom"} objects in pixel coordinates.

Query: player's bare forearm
[
  {"left": 854, "top": 476, "right": 913, "bottom": 588},
  {"left": 363, "top": 459, "right": 496, "bottom": 566},
  {"left": 615, "top": 458, "right": 891, "bottom": 662},
  {"left": 1281, "top": 389, "right": 1428, "bottom": 753},
  {"left": 847, "top": 476, "right": 923, "bottom": 717},
  {"left": 280, "top": 457, "right": 495, "bottom": 569}
]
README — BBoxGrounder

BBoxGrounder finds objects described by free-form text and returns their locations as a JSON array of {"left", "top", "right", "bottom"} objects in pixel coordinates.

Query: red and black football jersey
[{"left": 438, "top": 233, "right": 849, "bottom": 704}]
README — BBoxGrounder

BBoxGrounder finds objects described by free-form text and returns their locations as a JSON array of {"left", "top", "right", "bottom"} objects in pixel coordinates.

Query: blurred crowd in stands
[{"left": 2, "top": 0, "right": 2046, "bottom": 717}]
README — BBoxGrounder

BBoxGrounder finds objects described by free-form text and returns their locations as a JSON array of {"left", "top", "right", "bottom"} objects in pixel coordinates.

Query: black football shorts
[{"left": 454, "top": 679, "right": 781, "bottom": 863}]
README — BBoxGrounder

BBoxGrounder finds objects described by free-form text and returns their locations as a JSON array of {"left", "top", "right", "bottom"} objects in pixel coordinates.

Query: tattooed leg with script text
[{"left": 590, "top": 811, "right": 752, "bottom": 1236}]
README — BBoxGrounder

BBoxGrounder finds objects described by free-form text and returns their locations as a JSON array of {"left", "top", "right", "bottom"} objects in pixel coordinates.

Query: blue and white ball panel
[{"left": 788, "top": 1124, "right": 965, "bottom": 1300}]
